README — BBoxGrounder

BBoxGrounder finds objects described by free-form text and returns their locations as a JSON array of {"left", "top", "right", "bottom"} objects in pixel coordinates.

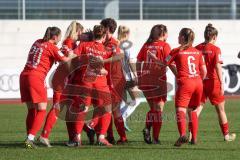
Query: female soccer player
[
  {"left": 117, "top": 25, "right": 141, "bottom": 131},
  {"left": 137, "top": 24, "right": 171, "bottom": 144},
  {"left": 151, "top": 28, "right": 207, "bottom": 146},
  {"left": 69, "top": 24, "right": 123, "bottom": 146},
  {"left": 20, "top": 27, "right": 75, "bottom": 149},
  {"left": 101, "top": 18, "right": 127, "bottom": 144},
  {"left": 195, "top": 24, "right": 236, "bottom": 142},
  {"left": 38, "top": 21, "right": 84, "bottom": 147}
]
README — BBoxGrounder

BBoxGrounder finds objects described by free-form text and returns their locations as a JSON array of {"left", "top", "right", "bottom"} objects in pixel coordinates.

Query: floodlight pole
[
  {"left": 82, "top": 0, "right": 85, "bottom": 20},
  {"left": 231, "top": 0, "right": 237, "bottom": 19},
  {"left": 140, "top": 0, "right": 143, "bottom": 20},
  {"left": 195, "top": 0, "right": 199, "bottom": 20},
  {"left": 22, "top": 0, "right": 25, "bottom": 20}
]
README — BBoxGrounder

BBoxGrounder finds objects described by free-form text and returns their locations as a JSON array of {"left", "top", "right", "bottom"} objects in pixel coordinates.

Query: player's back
[
  {"left": 195, "top": 43, "right": 222, "bottom": 79},
  {"left": 172, "top": 47, "right": 203, "bottom": 79},
  {"left": 22, "top": 39, "right": 62, "bottom": 77}
]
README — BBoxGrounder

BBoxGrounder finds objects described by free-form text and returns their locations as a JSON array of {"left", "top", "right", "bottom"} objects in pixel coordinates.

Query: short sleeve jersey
[
  {"left": 195, "top": 43, "right": 223, "bottom": 79},
  {"left": 165, "top": 46, "right": 205, "bottom": 80},
  {"left": 137, "top": 40, "right": 171, "bottom": 80},
  {"left": 22, "top": 39, "right": 66, "bottom": 77}
]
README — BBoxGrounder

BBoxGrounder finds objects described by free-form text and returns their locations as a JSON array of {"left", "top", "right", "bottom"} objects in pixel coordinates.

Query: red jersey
[
  {"left": 137, "top": 40, "right": 171, "bottom": 80},
  {"left": 73, "top": 41, "right": 112, "bottom": 82},
  {"left": 22, "top": 39, "right": 66, "bottom": 78},
  {"left": 104, "top": 37, "right": 124, "bottom": 84},
  {"left": 165, "top": 47, "right": 205, "bottom": 80},
  {"left": 195, "top": 43, "right": 223, "bottom": 79},
  {"left": 74, "top": 41, "right": 112, "bottom": 59},
  {"left": 61, "top": 37, "right": 77, "bottom": 56}
]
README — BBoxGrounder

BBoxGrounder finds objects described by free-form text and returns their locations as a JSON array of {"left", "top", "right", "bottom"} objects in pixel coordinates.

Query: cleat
[
  {"left": 116, "top": 139, "right": 128, "bottom": 145},
  {"left": 87, "top": 128, "right": 95, "bottom": 145},
  {"left": 24, "top": 138, "right": 37, "bottom": 149},
  {"left": 174, "top": 136, "right": 188, "bottom": 147},
  {"left": 106, "top": 136, "right": 116, "bottom": 145},
  {"left": 153, "top": 139, "right": 161, "bottom": 144},
  {"left": 224, "top": 133, "right": 236, "bottom": 142},
  {"left": 66, "top": 134, "right": 82, "bottom": 147},
  {"left": 190, "top": 138, "right": 197, "bottom": 145},
  {"left": 65, "top": 140, "right": 82, "bottom": 147},
  {"left": 38, "top": 136, "right": 52, "bottom": 148},
  {"left": 142, "top": 128, "right": 152, "bottom": 144},
  {"left": 98, "top": 138, "right": 112, "bottom": 146}
]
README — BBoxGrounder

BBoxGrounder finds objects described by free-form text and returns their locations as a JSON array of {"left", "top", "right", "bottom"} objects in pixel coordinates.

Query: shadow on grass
[{"left": 0, "top": 140, "right": 239, "bottom": 151}]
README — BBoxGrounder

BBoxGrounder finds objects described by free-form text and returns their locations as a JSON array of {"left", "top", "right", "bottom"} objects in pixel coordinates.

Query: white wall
[{"left": 0, "top": 20, "right": 240, "bottom": 99}]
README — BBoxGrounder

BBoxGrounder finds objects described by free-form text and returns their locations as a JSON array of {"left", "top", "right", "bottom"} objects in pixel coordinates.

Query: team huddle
[{"left": 19, "top": 18, "right": 236, "bottom": 149}]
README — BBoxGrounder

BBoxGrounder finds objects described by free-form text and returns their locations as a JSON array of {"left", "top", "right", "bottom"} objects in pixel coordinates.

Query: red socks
[
  {"left": 66, "top": 121, "right": 75, "bottom": 141},
  {"left": 145, "top": 109, "right": 154, "bottom": 130},
  {"left": 73, "top": 111, "right": 87, "bottom": 135},
  {"left": 152, "top": 111, "right": 162, "bottom": 141},
  {"left": 99, "top": 112, "right": 112, "bottom": 135},
  {"left": 26, "top": 108, "right": 37, "bottom": 134},
  {"left": 107, "top": 117, "right": 114, "bottom": 138},
  {"left": 220, "top": 122, "right": 229, "bottom": 136},
  {"left": 83, "top": 123, "right": 90, "bottom": 132},
  {"left": 41, "top": 108, "right": 59, "bottom": 138},
  {"left": 190, "top": 111, "right": 198, "bottom": 141},
  {"left": 28, "top": 110, "right": 46, "bottom": 136},
  {"left": 176, "top": 111, "right": 186, "bottom": 137},
  {"left": 114, "top": 116, "right": 127, "bottom": 141}
]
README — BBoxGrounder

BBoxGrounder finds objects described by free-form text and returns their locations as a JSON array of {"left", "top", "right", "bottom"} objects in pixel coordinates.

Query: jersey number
[
  {"left": 187, "top": 56, "right": 197, "bottom": 75},
  {"left": 27, "top": 45, "right": 43, "bottom": 68}
]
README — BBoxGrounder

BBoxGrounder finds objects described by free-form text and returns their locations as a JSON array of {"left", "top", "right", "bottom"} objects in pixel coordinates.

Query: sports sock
[
  {"left": 145, "top": 109, "right": 154, "bottom": 130},
  {"left": 191, "top": 111, "right": 198, "bottom": 141},
  {"left": 114, "top": 116, "right": 127, "bottom": 141},
  {"left": 26, "top": 108, "right": 37, "bottom": 134},
  {"left": 107, "top": 117, "right": 114, "bottom": 138},
  {"left": 28, "top": 110, "right": 46, "bottom": 136},
  {"left": 99, "top": 112, "right": 112, "bottom": 135},
  {"left": 152, "top": 110, "right": 162, "bottom": 141},
  {"left": 220, "top": 122, "right": 229, "bottom": 136},
  {"left": 41, "top": 108, "right": 59, "bottom": 138},
  {"left": 176, "top": 110, "right": 186, "bottom": 137}
]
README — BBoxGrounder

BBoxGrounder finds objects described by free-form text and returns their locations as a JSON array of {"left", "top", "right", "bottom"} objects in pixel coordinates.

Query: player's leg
[
  {"left": 121, "top": 86, "right": 141, "bottom": 128},
  {"left": 26, "top": 102, "right": 37, "bottom": 135},
  {"left": 142, "top": 98, "right": 155, "bottom": 144},
  {"left": 98, "top": 104, "right": 113, "bottom": 146},
  {"left": 39, "top": 92, "right": 62, "bottom": 147},
  {"left": 25, "top": 102, "right": 47, "bottom": 149},
  {"left": 210, "top": 79, "right": 236, "bottom": 141},
  {"left": 112, "top": 102, "right": 128, "bottom": 144},
  {"left": 152, "top": 99, "right": 165, "bottom": 144},
  {"left": 187, "top": 107, "right": 198, "bottom": 144},
  {"left": 215, "top": 101, "right": 236, "bottom": 141},
  {"left": 174, "top": 107, "right": 188, "bottom": 147}
]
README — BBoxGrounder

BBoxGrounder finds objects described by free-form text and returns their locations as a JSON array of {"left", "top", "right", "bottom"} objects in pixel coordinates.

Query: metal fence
[{"left": 0, "top": 0, "right": 239, "bottom": 20}]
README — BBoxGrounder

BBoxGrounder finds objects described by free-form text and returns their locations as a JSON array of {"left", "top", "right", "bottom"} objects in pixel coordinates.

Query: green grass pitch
[{"left": 0, "top": 99, "right": 239, "bottom": 160}]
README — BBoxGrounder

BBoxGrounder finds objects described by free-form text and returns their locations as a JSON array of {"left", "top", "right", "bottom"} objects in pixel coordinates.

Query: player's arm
[
  {"left": 216, "top": 63, "right": 224, "bottom": 95},
  {"left": 102, "top": 52, "right": 124, "bottom": 63},
  {"left": 200, "top": 65, "right": 207, "bottom": 80},
  {"left": 59, "top": 51, "right": 77, "bottom": 63},
  {"left": 215, "top": 49, "right": 224, "bottom": 95},
  {"left": 199, "top": 53, "right": 207, "bottom": 80},
  {"left": 169, "top": 64, "right": 177, "bottom": 77},
  {"left": 148, "top": 51, "right": 166, "bottom": 66}
]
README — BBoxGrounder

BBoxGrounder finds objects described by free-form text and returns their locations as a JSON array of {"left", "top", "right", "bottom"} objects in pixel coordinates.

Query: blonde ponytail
[
  {"left": 117, "top": 25, "right": 130, "bottom": 42},
  {"left": 64, "top": 21, "right": 83, "bottom": 41}
]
